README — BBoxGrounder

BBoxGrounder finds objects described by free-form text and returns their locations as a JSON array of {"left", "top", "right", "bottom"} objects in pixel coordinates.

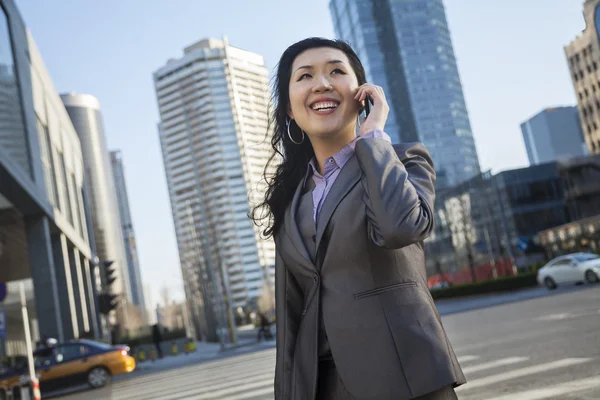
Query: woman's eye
[
  {"left": 298, "top": 73, "right": 311, "bottom": 81},
  {"left": 332, "top": 68, "right": 346, "bottom": 75}
]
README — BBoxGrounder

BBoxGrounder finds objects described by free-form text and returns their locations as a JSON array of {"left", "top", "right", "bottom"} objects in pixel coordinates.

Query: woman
[{"left": 252, "top": 38, "right": 465, "bottom": 400}]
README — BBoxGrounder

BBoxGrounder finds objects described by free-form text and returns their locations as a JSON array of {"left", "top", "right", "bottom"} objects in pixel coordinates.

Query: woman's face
[{"left": 288, "top": 47, "right": 361, "bottom": 140}]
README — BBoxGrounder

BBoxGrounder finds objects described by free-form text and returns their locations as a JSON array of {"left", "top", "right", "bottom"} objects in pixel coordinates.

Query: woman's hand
[{"left": 354, "top": 83, "right": 390, "bottom": 136}]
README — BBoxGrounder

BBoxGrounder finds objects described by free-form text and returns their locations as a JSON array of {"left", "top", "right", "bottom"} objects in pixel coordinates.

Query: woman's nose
[{"left": 312, "top": 76, "right": 332, "bottom": 92}]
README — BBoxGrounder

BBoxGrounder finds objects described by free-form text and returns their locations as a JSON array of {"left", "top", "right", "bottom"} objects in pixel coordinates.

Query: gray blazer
[{"left": 274, "top": 138, "right": 466, "bottom": 400}]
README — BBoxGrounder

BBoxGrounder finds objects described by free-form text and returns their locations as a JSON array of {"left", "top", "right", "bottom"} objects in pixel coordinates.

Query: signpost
[
  {"left": 0, "top": 309, "right": 6, "bottom": 339},
  {"left": 0, "top": 282, "right": 7, "bottom": 302}
]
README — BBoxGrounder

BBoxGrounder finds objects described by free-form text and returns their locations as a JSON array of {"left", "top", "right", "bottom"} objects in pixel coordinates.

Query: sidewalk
[{"left": 133, "top": 337, "right": 276, "bottom": 373}]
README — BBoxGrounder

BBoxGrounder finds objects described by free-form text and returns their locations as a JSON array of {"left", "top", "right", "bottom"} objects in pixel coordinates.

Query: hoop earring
[{"left": 286, "top": 118, "right": 305, "bottom": 145}]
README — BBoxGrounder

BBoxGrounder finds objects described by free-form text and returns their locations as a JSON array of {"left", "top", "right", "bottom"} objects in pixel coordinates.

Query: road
[{"left": 52, "top": 285, "right": 600, "bottom": 399}]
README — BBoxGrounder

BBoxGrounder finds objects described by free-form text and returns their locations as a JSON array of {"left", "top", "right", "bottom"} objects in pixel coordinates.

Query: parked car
[
  {"left": 537, "top": 253, "right": 600, "bottom": 290},
  {"left": 0, "top": 339, "right": 135, "bottom": 395}
]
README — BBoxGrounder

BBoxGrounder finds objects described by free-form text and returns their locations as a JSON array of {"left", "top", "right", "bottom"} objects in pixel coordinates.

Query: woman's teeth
[{"left": 312, "top": 102, "right": 339, "bottom": 111}]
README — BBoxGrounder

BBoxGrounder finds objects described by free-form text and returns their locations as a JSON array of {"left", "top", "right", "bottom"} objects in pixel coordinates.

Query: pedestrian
[
  {"left": 251, "top": 38, "right": 465, "bottom": 399},
  {"left": 256, "top": 312, "right": 273, "bottom": 341},
  {"left": 152, "top": 324, "right": 163, "bottom": 359}
]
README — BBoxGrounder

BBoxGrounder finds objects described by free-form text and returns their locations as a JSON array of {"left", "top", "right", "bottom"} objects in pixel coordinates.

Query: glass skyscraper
[{"left": 330, "top": 0, "right": 480, "bottom": 187}]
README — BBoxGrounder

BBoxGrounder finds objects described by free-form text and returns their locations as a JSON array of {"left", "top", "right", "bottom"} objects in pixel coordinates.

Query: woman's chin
[{"left": 308, "top": 125, "right": 352, "bottom": 141}]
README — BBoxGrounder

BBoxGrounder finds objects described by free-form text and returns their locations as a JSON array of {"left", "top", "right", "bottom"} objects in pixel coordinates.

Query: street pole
[
  {"left": 484, "top": 226, "right": 498, "bottom": 279},
  {"left": 20, "top": 282, "right": 40, "bottom": 400}
]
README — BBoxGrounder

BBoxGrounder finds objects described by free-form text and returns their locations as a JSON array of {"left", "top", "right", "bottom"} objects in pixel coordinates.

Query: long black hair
[{"left": 251, "top": 38, "right": 367, "bottom": 238}]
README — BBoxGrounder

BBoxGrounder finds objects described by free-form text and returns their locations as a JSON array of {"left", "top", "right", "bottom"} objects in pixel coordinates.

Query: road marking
[
  {"left": 462, "top": 357, "right": 529, "bottom": 374},
  {"left": 485, "top": 375, "right": 600, "bottom": 400},
  {"left": 457, "top": 355, "right": 480, "bottom": 363},
  {"left": 457, "top": 357, "right": 593, "bottom": 391},
  {"left": 222, "top": 386, "right": 274, "bottom": 400}
]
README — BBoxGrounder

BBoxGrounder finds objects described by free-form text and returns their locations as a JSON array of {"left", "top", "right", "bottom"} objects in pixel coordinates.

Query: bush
[
  {"left": 120, "top": 329, "right": 187, "bottom": 349},
  {"left": 430, "top": 272, "right": 538, "bottom": 300}
]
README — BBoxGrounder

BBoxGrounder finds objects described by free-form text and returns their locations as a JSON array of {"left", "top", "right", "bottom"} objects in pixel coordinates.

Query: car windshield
[
  {"left": 573, "top": 254, "right": 599, "bottom": 262},
  {"left": 80, "top": 340, "right": 113, "bottom": 350}
]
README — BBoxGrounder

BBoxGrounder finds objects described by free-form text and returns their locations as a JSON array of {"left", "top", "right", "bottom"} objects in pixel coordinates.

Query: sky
[{"left": 15, "top": 0, "right": 585, "bottom": 307}]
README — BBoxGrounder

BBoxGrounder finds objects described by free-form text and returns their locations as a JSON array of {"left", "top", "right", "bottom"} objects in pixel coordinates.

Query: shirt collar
[{"left": 303, "top": 136, "right": 360, "bottom": 187}]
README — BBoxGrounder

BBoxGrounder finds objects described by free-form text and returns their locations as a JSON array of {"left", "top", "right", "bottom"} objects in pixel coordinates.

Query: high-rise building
[
  {"left": 61, "top": 94, "right": 132, "bottom": 307},
  {"left": 153, "top": 38, "right": 274, "bottom": 341},
  {"left": 110, "top": 150, "right": 146, "bottom": 316},
  {"left": 0, "top": 0, "right": 98, "bottom": 348},
  {"left": 521, "top": 106, "right": 587, "bottom": 165},
  {"left": 565, "top": 0, "right": 600, "bottom": 155},
  {"left": 329, "top": 0, "right": 481, "bottom": 187}
]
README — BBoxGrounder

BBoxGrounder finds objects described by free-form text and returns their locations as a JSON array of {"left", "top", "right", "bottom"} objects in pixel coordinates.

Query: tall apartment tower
[
  {"left": 565, "top": 0, "right": 600, "bottom": 155},
  {"left": 329, "top": 0, "right": 481, "bottom": 187},
  {"left": 153, "top": 38, "right": 274, "bottom": 341},
  {"left": 521, "top": 106, "right": 587, "bottom": 165},
  {"left": 61, "top": 94, "right": 132, "bottom": 304},
  {"left": 110, "top": 150, "right": 146, "bottom": 315}
]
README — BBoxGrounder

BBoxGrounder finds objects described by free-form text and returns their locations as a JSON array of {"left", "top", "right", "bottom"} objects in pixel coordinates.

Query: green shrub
[
  {"left": 431, "top": 273, "right": 538, "bottom": 300},
  {"left": 120, "top": 329, "right": 187, "bottom": 348}
]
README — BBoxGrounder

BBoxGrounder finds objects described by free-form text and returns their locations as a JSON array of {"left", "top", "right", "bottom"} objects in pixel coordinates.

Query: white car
[{"left": 537, "top": 253, "right": 600, "bottom": 290}]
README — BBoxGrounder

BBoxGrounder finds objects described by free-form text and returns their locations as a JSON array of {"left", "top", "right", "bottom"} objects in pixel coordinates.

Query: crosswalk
[
  {"left": 456, "top": 353, "right": 600, "bottom": 399},
  {"left": 108, "top": 349, "right": 276, "bottom": 400},
  {"left": 68, "top": 348, "right": 600, "bottom": 399}
]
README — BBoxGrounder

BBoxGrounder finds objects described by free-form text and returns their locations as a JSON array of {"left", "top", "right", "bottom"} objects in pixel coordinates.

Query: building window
[
  {"left": 585, "top": 88, "right": 590, "bottom": 97},
  {"left": 594, "top": 122, "right": 598, "bottom": 130},
  {"left": 576, "top": 53, "right": 581, "bottom": 62},
  {"left": 596, "top": 100, "right": 600, "bottom": 110},
  {"left": 0, "top": 5, "right": 30, "bottom": 176},
  {"left": 595, "top": 62, "right": 598, "bottom": 71},
  {"left": 584, "top": 48, "right": 588, "bottom": 57},
  {"left": 588, "top": 125, "right": 592, "bottom": 134},
  {"left": 574, "top": 73, "right": 579, "bottom": 82},
  {"left": 593, "top": 84, "right": 597, "bottom": 92},
  {"left": 36, "top": 117, "right": 58, "bottom": 206},
  {"left": 579, "top": 92, "right": 584, "bottom": 100},
  {"left": 580, "top": 70, "right": 584, "bottom": 79},
  {"left": 583, "top": 108, "right": 588, "bottom": 117},
  {"left": 588, "top": 65, "right": 593, "bottom": 73},
  {"left": 589, "top": 104, "right": 594, "bottom": 114}
]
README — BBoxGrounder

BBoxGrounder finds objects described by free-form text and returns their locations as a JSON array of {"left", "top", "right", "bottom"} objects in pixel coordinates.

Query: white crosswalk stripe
[
  {"left": 110, "top": 349, "right": 276, "bottom": 400},
  {"left": 95, "top": 348, "right": 600, "bottom": 400},
  {"left": 457, "top": 357, "right": 592, "bottom": 391},
  {"left": 461, "top": 356, "right": 529, "bottom": 374},
  {"left": 485, "top": 376, "right": 600, "bottom": 400},
  {"left": 456, "top": 353, "right": 600, "bottom": 399}
]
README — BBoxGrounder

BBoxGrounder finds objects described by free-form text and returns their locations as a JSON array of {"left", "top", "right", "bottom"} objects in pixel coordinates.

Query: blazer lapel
[
  {"left": 315, "top": 154, "right": 361, "bottom": 251},
  {"left": 283, "top": 177, "right": 317, "bottom": 272}
]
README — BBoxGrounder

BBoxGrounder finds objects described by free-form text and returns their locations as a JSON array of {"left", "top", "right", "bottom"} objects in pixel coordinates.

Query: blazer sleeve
[
  {"left": 274, "top": 250, "right": 303, "bottom": 400},
  {"left": 354, "top": 138, "right": 436, "bottom": 249}
]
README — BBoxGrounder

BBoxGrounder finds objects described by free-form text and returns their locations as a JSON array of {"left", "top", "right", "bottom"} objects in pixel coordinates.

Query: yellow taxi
[{"left": 0, "top": 339, "right": 135, "bottom": 394}]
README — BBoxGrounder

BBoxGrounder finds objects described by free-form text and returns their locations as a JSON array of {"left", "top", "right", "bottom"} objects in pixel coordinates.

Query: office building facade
[
  {"left": 565, "top": 0, "right": 600, "bottom": 155},
  {"left": 110, "top": 150, "right": 146, "bottom": 315},
  {"left": 61, "top": 94, "right": 132, "bottom": 305},
  {"left": 153, "top": 38, "right": 274, "bottom": 340},
  {"left": 521, "top": 106, "right": 587, "bottom": 165},
  {"left": 329, "top": 0, "right": 480, "bottom": 187},
  {"left": 0, "top": 0, "right": 99, "bottom": 357}
]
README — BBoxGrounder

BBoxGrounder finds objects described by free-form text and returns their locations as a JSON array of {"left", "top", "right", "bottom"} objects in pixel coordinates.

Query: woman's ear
[{"left": 287, "top": 105, "right": 294, "bottom": 120}]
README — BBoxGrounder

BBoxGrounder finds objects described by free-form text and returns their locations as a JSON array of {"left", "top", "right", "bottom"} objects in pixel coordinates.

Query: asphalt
[{"left": 49, "top": 283, "right": 600, "bottom": 399}]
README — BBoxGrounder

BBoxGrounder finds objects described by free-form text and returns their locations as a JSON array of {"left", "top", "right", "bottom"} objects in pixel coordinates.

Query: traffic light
[
  {"left": 103, "top": 261, "right": 116, "bottom": 289},
  {"left": 98, "top": 292, "right": 118, "bottom": 315}
]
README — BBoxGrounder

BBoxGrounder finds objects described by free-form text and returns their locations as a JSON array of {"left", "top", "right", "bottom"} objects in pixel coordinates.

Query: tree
[{"left": 257, "top": 283, "right": 275, "bottom": 315}]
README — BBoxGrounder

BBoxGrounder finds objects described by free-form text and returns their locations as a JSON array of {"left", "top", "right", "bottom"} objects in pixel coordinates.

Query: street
[{"left": 51, "top": 285, "right": 600, "bottom": 399}]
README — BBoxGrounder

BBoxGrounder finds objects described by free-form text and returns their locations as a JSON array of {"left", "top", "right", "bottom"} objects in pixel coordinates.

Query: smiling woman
[{"left": 252, "top": 37, "right": 464, "bottom": 400}]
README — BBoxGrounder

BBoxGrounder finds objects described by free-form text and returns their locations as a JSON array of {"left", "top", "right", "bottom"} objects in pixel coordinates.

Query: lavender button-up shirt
[{"left": 303, "top": 130, "right": 392, "bottom": 224}]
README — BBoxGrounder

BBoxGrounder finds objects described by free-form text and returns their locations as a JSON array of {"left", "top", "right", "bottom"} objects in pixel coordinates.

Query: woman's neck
[{"left": 311, "top": 129, "right": 356, "bottom": 175}]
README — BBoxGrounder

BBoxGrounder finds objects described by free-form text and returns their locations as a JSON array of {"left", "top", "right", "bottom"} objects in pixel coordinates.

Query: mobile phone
[{"left": 363, "top": 95, "right": 373, "bottom": 117}]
